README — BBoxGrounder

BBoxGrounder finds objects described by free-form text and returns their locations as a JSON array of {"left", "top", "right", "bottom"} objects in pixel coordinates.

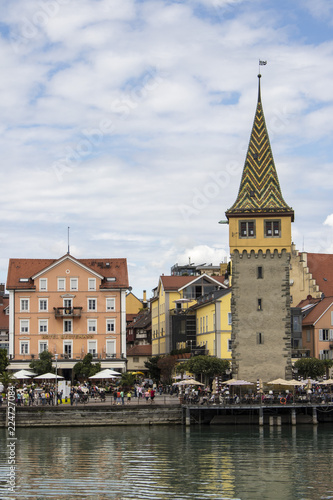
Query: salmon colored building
[{"left": 6, "top": 254, "right": 129, "bottom": 377}]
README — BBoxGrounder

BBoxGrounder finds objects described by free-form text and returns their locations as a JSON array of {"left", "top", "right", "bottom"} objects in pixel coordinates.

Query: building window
[
  {"left": 88, "top": 278, "right": 96, "bottom": 291},
  {"left": 39, "top": 319, "right": 48, "bottom": 333},
  {"left": 64, "top": 341, "right": 72, "bottom": 357},
  {"left": 39, "top": 278, "right": 47, "bottom": 291},
  {"left": 58, "top": 278, "right": 66, "bottom": 291},
  {"left": 133, "top": 356, "right": 139, "bottom": 363},
  {"left": 20, "top": 298, "right": 29, "bottom": 312},
  {"left": 20, "top": 341, "right": 29, "bottom": 354},
  {"left": 257, "top": 266, "right": 263, "bottom": 279},
  {"left": 240, "top": 220, "right": 255, "bottom": 238},
  {"left": 258, "top": 299, "right": 262, "bottom": 311},
  {"left": 106, "top": 298, "right": 115, "bottom": 311},
  {"left": 64, "top": 320, "right": 72, "bottom": 333},
  {"left": 106, "top": 319, "right": 115, "bottom": 333},
  {"left": 39, "top": 341, "right": 48, "bottom": 353},
  {"left": 265, "top": 220, "right": 281, "bottom": 237},
  {"left": 39, "top": 299, "right": 48, "bottom": 312},
  {"left": 70, "top": 278, "right": 78, "bottom": 291},
  {"left": 319, "top": 350, "right": 331, "bottom": 360},
  {"left": 88, "top": 319, "right": 97, "bottom": 333},
  {"left": 319, "top": 329, "right": 333, "bottom": 341},
  {"left": 306, "top": 330, "right": 311, "bottom": 342},
  {"left": 63, "top": 299, "right": 72, "bottom": 314},
  {"left": 20, "top": 320, "right": 29, "bottom": 333},
  {"left": 88, "top": 299, "right": 97, "bottom": 311},
  {"left": 88, "top": 340, "right": 97, "bottom": 355},
  {"left": 257, "top": 332, "right": 264, "bottom": 344},
  {"left": 228, "top": 312, "right": 232, "bottom": 325},
  {"left": 228, "top": 339, "right": 232, "bottom": 351},
  {"left": 106, "top": 340, "right": 116, "bottom": 356}
]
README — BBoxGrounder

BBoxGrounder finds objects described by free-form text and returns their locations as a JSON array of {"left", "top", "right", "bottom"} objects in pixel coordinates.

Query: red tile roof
[
  {"left": 6, "top": 255, "right": 128, "bottom": 290},
  {"left": 301, "top": 297, "right": 333, "bottom": 326},
  {"left": 127, "top": 344, "right": 152, "bottom": 356},
  {"left": 160, "top": 275, "right": 227, "bottom": 291},
  {"left": 306, "top": 253, "right": 333, "bottom": 297}
]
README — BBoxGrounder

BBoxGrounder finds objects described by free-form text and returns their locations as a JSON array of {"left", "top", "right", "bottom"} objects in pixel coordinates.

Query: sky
[{"left": 0, "top": 0, "right": 333, "bottom": 299}]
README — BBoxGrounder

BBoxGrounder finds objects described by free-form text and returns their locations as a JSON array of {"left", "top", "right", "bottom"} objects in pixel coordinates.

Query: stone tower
[{"left": 225, "top": 75, "right": 294, "bottom": 382}]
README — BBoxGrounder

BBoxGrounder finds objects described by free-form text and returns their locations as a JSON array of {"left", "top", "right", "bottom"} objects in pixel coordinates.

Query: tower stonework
[{"left": 225, "top": 75, "right": 294, "bottom": 382}]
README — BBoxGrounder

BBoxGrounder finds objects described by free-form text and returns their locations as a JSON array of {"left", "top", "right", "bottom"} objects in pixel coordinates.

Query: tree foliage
[
  {"left": 157, "top": 356, "right": 177, "bottom": 384},
  {"left": 178, "top": 356, "right": 230, "bottom": 381},
  {"left": 29, "top": 350, "right": 54, "bottom": 375},
  {"left": 144, "top": 356, "right": 161, "bottom": 383},
  {"left": 294, "top": 358, "right": 332, "bottom": 379},
  {"left": 0, "top": 348, "right": 9, "bottom": 373},
  {"left": 120, "top": 372, "right": 136, "bottom": 390},
  {"left": 73, "top": 353, "right": 101, "bottom": 380},
  {"left": 0, "top": 371, "right": 15, "bottom": 391}
]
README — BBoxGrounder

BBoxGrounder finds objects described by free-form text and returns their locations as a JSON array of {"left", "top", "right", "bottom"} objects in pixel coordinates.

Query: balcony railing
[
  {"left": 292, "top": 349, "right": 311, "bottom": 358},
  {"left": 53, "top": 307, "right": 82, "bottom": 318}
]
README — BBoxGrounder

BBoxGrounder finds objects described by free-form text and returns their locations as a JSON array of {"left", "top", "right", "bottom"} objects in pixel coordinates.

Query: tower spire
[{"left": 226, "top": 74, "right": 294, "bottom": 221}]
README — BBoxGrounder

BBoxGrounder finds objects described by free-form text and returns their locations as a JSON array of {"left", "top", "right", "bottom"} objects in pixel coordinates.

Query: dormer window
[{"left": 239, "top": 221, "right": 256, "bottom": 238}]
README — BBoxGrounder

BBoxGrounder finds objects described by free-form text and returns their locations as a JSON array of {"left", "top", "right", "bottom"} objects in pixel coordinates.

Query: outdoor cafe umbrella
[
  {"left": 225, "top": 380, "right": 254, "bottom": 399},
  {"left": 34, "top": 372, "right": 64, "bottom": 380},
  {"left": 12, "top": 373, "right": 33, "bottom": 380},
  {"left": 89, "top": 369, "right": 121, "bottom": 380},
  {"left": 174, "top": 378, "right": 204, "bottom": 386},
  {"left": 12, "top": 369, "right": 37, "bottom": 378}
]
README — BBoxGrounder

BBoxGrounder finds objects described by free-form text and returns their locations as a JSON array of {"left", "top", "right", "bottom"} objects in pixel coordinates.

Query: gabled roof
[
  {"left": 301, "top": 297, "right": 333, "bottom": 326},
  {"left": 159, "top": 274, "right": 227, "bottom": 292},
  {"left": 6, "top": 255, "right": 129, "bottom": 290},
  {"left": 127, "top": 311, "right": 151, "bottom": 329},
  {"left": 226, "top": 75, "right": 294, "bottom": 220},
  {"left": 306, "top": 253, "right": 333, "bottom": 297},
  {"left": 127, "top": 344, "right": 152, "bottom": 357}
]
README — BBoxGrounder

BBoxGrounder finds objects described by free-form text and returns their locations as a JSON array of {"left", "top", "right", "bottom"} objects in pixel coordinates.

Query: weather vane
[{"left": 258, "top": 59, "right": 267, "bottom": 76}]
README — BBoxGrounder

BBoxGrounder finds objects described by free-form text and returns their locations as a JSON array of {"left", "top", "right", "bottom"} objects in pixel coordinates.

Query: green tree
[
  {"left": 0, "top": 348, "right": 9, "bottom": 373},
  {"left": 0, "top": 371, "right": 15, "bottom": 392},
  {"left": 29, "top": 350, "right": 54, "bottom": 375},
  {"left": 73, "top": 353, "right": 101, "bottom": 381},
  {"left": 120, "top": 372, "right": 136, "bottom": 391},
  {"left": 144, "top": 356, "right": 161, "bottom": 383},
  {"left": 157, "top": 356, "right": 177, "bottom": 384},
  {"left": 294, "top": 358, "right": 326, "bottom": 379},
  {"left": 322, "top": 359, "right": 333, "bottom": 379},
  {"left": 179, "top": 356, "right": 230, "bottom": 383}
]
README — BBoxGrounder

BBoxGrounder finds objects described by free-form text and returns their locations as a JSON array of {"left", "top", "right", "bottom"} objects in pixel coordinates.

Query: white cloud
[{"left": 0, "top": 1, "right": 332, "bottom": 297}]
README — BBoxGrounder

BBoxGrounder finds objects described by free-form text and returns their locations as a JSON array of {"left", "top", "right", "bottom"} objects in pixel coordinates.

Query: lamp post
[{"left": 54, "top": 354, "right": 58, "bottom": 406}]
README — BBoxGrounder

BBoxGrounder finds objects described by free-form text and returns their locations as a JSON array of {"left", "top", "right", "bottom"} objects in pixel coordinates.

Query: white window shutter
[
  {"left": 330, "top": 329, "right": 333, "bottom": 340},
  {"left": 319, "top": 350, "right": 323, "bottom": 360},
  {"left": 319, "top": 329, "right": 323, "bottom": 341}
]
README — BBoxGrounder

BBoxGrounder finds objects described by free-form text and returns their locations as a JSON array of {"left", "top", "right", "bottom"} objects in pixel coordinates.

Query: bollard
[
  {"left": 312, "top": 407, "right": 318, "bottom": 425},
  {"left": 259, "top": 407, "right": 264, "bottom": 426},
  {"left": 269, "top": 416, "right": 274, "bottom": 427}
]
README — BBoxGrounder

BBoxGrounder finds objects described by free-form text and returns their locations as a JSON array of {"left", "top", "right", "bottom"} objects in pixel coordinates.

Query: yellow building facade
[
  {"left": 194, "top": 289, "right": 232, "bottom": 361},
  {"left": 151, "top": 274, "right": 228, "bottom": 356}
]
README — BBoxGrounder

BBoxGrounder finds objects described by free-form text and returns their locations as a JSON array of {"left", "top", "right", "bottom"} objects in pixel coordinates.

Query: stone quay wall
[{"left": 0, "top": 404, "right": 183, "bottom": 428}]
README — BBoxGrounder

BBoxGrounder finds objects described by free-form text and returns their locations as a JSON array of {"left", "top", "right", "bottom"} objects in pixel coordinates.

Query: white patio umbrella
[
  {"left": 12, "top": 373, "right": 32, "bottom": 380},
  {"left": 89, "top": 369, "right": 121, "bottom": 380},
  {"left": 13, "top": 369, "right": 37, "bottom": 378},
  {"left": 34, "top": 372, "right": 64, "bottom": 380},
  {"left": 175, "top": 378, "right": 204, "bottom": 386}
]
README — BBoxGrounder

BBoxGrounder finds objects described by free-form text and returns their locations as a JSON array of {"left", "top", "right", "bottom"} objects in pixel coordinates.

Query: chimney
[{"left": 143, "top": 290, "right": 147, "bottom": 308}]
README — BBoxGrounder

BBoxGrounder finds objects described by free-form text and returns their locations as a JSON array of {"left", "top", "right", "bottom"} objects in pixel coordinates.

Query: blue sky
[{"left": 0, "top": 0, "right": 333, "bottom": 298}]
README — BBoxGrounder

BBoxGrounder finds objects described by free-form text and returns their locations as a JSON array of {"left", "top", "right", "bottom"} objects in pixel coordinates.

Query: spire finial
[{"left": 258, "top": 60, "right": 267, "bottom": 103}]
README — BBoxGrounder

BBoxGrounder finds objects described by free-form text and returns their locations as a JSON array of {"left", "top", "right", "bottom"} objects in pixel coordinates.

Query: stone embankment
[{"left": 0, "top": 404, "right": 182, "bottom": 427}]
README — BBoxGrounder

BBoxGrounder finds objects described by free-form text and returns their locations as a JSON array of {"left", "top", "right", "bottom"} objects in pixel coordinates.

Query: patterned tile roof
[{"left": 226, "top": 75, "right": 294, "bottom": 220}]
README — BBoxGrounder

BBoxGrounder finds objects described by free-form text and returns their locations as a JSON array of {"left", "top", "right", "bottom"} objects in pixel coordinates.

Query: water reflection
[{"left": 0, "top": 425, "right": 333, "bottom": 499}]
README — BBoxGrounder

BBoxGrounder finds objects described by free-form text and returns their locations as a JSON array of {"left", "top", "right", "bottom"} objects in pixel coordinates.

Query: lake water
[{"left": 1, "top": 424, "right": 333, "bottom": 500}]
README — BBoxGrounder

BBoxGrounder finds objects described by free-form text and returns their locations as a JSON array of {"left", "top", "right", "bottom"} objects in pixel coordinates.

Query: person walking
[
  {"left": 113, "top": 389, "right": 117, "bottom": 405},
  {"left": 126, "top": 391, "right": 131, "bottom": 404},
  {"left": 120, "top": 390, "right": 124, "bottom": 405}
]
